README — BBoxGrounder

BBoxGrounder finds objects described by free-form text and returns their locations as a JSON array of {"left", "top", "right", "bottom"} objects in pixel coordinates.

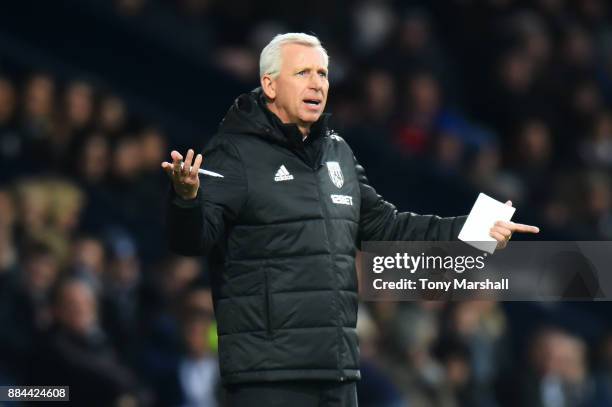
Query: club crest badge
[{"left": 326, "top": 161, "right": 344, "bottom": 189}]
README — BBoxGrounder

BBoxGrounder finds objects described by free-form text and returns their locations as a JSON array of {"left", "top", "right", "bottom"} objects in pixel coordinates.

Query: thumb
[{"left": 505, "top": 200, "right": 513, "bottom": 207}]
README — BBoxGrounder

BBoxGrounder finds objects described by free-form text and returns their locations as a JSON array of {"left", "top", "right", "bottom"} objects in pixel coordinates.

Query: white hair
[{"left": 259, "top": 33, "right": 329, "bottom": 79}]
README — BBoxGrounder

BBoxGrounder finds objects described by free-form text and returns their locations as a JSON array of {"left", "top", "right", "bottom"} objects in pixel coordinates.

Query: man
[
  {"left": 32, "top": 278, "right": 149, "bottom": 406},
  {"left": 162, "top": 33, "right": 539, "bottom": 407}
]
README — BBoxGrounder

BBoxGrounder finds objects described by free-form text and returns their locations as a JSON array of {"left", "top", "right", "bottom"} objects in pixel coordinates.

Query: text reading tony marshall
[
  {"left": 360, "top": 241, "right": 612, "bottom": 301},
  {"left": 371, "top": 250, "right": 507, "bottom": 292}
]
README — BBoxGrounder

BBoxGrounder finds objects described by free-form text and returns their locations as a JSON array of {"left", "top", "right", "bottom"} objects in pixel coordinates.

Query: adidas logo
[{"left": 274, "top": 165, "right": 294, "bottom": 182}]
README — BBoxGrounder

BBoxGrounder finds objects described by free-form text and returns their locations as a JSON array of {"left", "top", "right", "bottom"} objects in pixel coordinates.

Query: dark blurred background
[{"left": 1, "top": 0, "right": 612, "bottom": 406}]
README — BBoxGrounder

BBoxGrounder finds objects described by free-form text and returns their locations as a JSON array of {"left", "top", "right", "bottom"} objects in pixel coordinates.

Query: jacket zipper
[{"left": 312, "top": 165, "right": 345, "bottom": 381}]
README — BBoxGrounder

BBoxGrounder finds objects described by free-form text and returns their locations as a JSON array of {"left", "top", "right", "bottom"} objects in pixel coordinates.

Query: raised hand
[{"left": 161, "top": 149, "right": 203, "bottom": 200}]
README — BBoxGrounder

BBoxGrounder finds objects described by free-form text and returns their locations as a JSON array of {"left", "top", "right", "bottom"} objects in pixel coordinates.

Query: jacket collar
[{"left": 219, "top": 87, "right": 330, "bottom": 149}]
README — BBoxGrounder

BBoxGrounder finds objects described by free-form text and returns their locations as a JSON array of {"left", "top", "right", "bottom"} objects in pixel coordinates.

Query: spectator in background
[
  {"left": 512, "top": 119, "right": 553, "bottom": 189},
  {"left": 580, "top": 111, "right": 612, "bottom": 168},
  {"left": 361, "top": 70, "right": 397, "bottom": 127},
  {"left": 98, "top": 93, "right": 128, "bottom": 139},
  {"left": 74, "top": 132, "right": 115, "bottom": 233},
  {"left": 394, "top": 71, "right": 443, "bottom": 156},
  {"left": 69, "top": 234, "right": 106, "bottom": 295},
  {"left": 488, "top": 49, "right": 541, "bottom": 138},
  {"left": 144, "top": 284, "right": 221, "bottom": 407},
  {"left": 140, "top": 127, "right": 167, "bottom": 175},
  {"left": 137, "top": 127, "right": 169, "bottom": 261},
  {"left": 559, "top": 77, "right": 603, "bottom": 163},
  {"left": 14, "top": 180, "right": 50, "bottom": 240},
  {"left": 20, "top": 74, "right": 58, "bottom": 173},
  {"left": 0, "top": 189, "right": 17, "bottom": 380},
  {"left": 49, "top": 80, "right": 96, "bottom": 173},
  {"left": 433, "top": 337, "right": 472, "bottom": 407},
  {"left": 0, "top": 241, "right": 59, "bottom": 381},
  {"left": 442, "top": 301, "right": 513, "bottom": 407},
  {"left": 521, "top": 328, "right": 595, "bottom": 407},
  {"left": 433, "top": 130, "right": 465, "bottom": 176},
  {"left": 105, "top": 135, "right": 148, "bottom": 233},
  {"left": 347, "top": 70, "right": 400, "bottom": 184},
  {"left": 467, "top": 141, "right": 525, "bottom": 203},
  {"left": 380, "top": 8, "right": 449, "bottom": 82},
  {"left": 101, "top": 227, "right": 142, "bottom": 360},
  {"left": 0, "top": 75, "right": 20, "bottom": 183},
  {"left": 593, "top": 333, "right": 612, "bottom": 405},
  {"left": 356, "top": 305, "right": 405, "bottom": 407},
  {"left": 351, "top": 0, "right": 395, "bottom": 57},
  {"left": 0, "top": 75, "right": 18, "bottom": 130},
  {"left": 0, "top": 188, "right": 18, "bottom": 283},
  {"left": 32, "top": 278, "right": 151, "bottom": 406},
  {"left": 561, "top": 25, "right": 596, "bottom": 79},
  {"left": 21, "top": 73, "right": 56, "bottom": 140},
  {"left": 47, "top": 180, "right": 85, "bottom": 261},
  {"left": 13, "top": 179, "right": 85, "bottom": 266},
  {"left": 581, "top": 171, "right": 612, "bottom": 238},
  {"left": 64, "top": 80, "right": 95, "bottom": 137},
  {"left": 75, "top": 131, "right": 111, "bottom": 185},
  {"left": 513, "top": 11, "right": 552, "bottom": 71},
  {"left": 176, "top": 287, "right": 220, "bottom": 407},
  {"left": 385, "top": 302, "right": 458, "bottom": 407},
  {"left": 139, "top": 256, "right": 202, "bottom": 393}
]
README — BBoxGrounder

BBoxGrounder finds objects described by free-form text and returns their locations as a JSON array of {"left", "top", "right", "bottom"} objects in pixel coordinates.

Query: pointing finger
[
  {"left": 496, "top": 221, "right": 539, "bottom": 233},
  {"left": 509, "top": 223, "right": 540, "bottom": 233}
]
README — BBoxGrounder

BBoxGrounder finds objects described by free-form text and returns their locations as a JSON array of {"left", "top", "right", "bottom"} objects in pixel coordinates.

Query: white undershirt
[{"left": 179, "top": 356, "right": 218, "bottom": 407}]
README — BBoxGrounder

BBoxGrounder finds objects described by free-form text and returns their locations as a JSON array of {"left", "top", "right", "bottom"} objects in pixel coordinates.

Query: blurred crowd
[
  {"left": 0, "top": 71, "right": 219, "bottom": 405},
  {"left": 1, "top": 0, "right": 612, "bottom": 406}
]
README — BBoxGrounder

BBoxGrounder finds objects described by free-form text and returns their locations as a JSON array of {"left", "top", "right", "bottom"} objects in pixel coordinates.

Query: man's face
[
  {"left": 56, "top": 282, "right": 97, "bottom": 335},
  {"left": 263, "top": 43, "right": 329, "bottom": 129}
]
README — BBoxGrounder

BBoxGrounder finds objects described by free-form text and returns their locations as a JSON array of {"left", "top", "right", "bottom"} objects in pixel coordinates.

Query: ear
[{"left": 261, "top": 74, "right": 276, "bottom": 100}]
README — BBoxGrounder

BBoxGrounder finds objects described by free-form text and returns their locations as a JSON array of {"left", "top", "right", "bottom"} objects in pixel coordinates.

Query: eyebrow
[{"left": 295, "top": 67, "right": 328, "bottom": 74}]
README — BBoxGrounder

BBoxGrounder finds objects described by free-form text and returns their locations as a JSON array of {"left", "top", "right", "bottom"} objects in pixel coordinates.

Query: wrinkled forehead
[{"left": 280, "top": 43, "right": 328, "bottom": 71}]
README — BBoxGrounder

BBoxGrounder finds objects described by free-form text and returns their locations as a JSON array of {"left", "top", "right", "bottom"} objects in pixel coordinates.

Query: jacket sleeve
[
  {"left": 165, "top": 137, "right": 247, "bottom": 256},
  {"left": 356, "top": 157, "right": 467, "bottom": 243}
]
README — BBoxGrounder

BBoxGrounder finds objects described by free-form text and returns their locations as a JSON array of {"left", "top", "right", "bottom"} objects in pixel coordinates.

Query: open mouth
[{"left": 303, "top": 99, "right": 321, "bottom": 106}]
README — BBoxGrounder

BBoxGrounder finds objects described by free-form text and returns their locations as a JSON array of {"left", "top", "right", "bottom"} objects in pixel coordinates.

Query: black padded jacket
[{"left": 165, "top": 88, "right": 467, "bottom": 384}]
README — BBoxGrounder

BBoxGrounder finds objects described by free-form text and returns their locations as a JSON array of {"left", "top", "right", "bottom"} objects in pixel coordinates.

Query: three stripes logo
[{"left": 274, "top": 165, "right": 294, "bottom": 182}]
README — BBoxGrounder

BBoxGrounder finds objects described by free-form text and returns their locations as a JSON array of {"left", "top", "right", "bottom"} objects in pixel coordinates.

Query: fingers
[
  {"left": 183, "top": 149, "right": 195, "bottom": 176},
  {"left": 494, "top": 221, "right": 540, "bottom": 234},
  {"left": 511, "top": 223, "right": 540, "bottom": 233},
  {"left": 161, "top": 161, "right": 173, "bottom": 176},
  {"left": 171, "top": 150, "right": 183, "bottom": 163},
  {"left": 490, "top": 230, "right": 508, "bottom": 249},
  {"left": 170, "top": 150, "right": 183, "bottom": 177},
  {"left": 489, "top": 230, "right": 506, "bottom": 243},
  {"left": 163, "top": 148, "right": 202, "bottom": 179},
  {"left": 491, "top": 225, "right": 512, "bottom": 239},
  {"left": 192, "top": 153, "right": 203, "bottom": 174},
  {"left": 171, "top": 152, "right": 183, "bottom": 173}
]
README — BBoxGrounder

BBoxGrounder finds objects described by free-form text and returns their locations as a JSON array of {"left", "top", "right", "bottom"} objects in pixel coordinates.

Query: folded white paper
[{"left": 458, "top": 193, "right": 516, "bottom": 254}]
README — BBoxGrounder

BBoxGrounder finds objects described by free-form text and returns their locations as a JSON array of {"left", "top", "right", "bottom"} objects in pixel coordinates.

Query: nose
[{"left": 308, "top": 73, "right": 323, "bottom": 91}]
